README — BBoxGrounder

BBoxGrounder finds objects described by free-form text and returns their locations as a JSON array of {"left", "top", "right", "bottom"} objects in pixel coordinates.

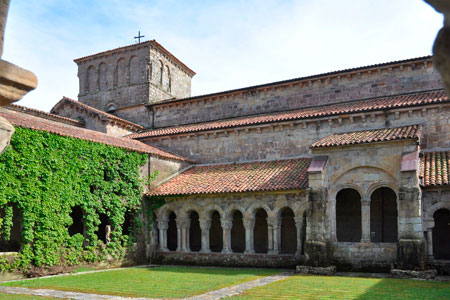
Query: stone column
[
  {"left": 177, "top": 218, "right": 190, "bottom": 252},
  {"left": 294, "top": 216, "right": 304, "bottom": 257},
  {"left": 268, "top": 217, "right": 281, "bottom": 254},
  {"left": 221, "top": 219, "right": 233, "bottom": 253},
  {"left": 199, "top": 219, "right": 211, "bottom": 253},
  {"left": 243, "top": 218, "right": 255, "bottom": 254},
  {"left": 361, "top": 197, "right": 371, "bottom": 242},
  {"left": 157, "top": 220, "right": 169, "bottom": 251},
  {"left": 427, "top": 230, "right": 434, "bottom": 260}
]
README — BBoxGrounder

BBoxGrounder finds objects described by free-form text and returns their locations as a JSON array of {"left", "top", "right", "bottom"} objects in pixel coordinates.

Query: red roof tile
[
  {"left": 129, "top": 90, "right": 446, "bottom": 139},
  {"left": 310, "top": 125, "right": 422, "bottom": 148},
  {"left": 0, "top": 109, "right": 193, "bottom": 162},
  {"left": 148, "top": 158, "right": 311, "bottom": 196},
  {"left": 8, "top": 104, "right": 83, "bottom": 127},
  {"left": 51, "top": 97, "right": 145, "bottom": 131},
  {"left": 420, "top": 151, "right": 450, "bottom": 187}
]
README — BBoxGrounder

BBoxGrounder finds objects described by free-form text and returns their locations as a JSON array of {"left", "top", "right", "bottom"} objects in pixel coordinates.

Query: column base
[
  {"left": 221, "top": 249, "right": 232, "bottom": 254},
  {"left": 200, "top": 249, "right": 211, "bottom": 253},
  {"left": 159, "top": 247, "right": 169, "bottom": 252},
  {"left": 268, "top": 250, "right": 279, "bottom": 255},
  {"left": 244, "top": 249, "right": 255, "bottom": 254}
]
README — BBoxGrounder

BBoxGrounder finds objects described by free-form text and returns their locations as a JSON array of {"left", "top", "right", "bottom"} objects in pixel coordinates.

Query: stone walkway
[{"left": 0, "top": 271, "right": 294, "bottom": 300}]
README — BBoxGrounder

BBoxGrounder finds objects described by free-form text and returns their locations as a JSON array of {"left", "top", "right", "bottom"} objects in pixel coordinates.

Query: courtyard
[{"left": 0, "top": 266, "right": 449, "bottom": 300}]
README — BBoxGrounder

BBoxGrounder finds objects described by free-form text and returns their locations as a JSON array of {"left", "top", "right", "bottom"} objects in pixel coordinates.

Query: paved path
[{"left": 0, "top": 271, "right": 294, "bottom": 300}]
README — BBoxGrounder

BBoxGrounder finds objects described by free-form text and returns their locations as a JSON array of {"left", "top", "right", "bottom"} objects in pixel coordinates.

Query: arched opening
[
  {"left": 189, "top": 211, "right": 201, "bottom": 252},
  {"left": 254, "top": 209, "right": 268, "bottom": 253},
  {"left": 87, "top": 65, "right": 96, "bottom": 94},
  {"left": 98, "top": 63, "right": 107, "bottom": 90},
  {"left": 106, "top": 103, "right": 117, "bottom": 112},
  {"left": 122, "top": 210, "right": 133, "bottom": 236},
  {"left": 231, "top": 210, "right": 245, "bottom": 253},
  {"left": 159, "top": 60, "right": 164, "bottom": 85},
  {"left": 68, "top": 206, "right": 84, "bottom": 236},
  {"left": 336, "top": 188, "right": 361, "bottom": 242},
  {"left": 209, "top": 211, "right": 223, "bottom": 252},
  {"left": 0, "top": 204, "right": 22, "bottom": 252},
  {"left": 163, "top": 65, "right": 171, "bottom": 92},
  {"left": 96, "top": 213, "right": 111, "bottom": 244},
  {"left": 433, "top": 209, "right": 450, "bottom": 260},
  {"left": 167, "top": 212, "right": 177, "bottom": 251},
  {"left": 280, "top": 207, "right": 296, "bottom": 254},
  {"left": 116, "top": 58, "right": 127, "bottom": 87},
  {"left": 129, "top": 56, "right": 140, "bottom": 84},
  {"left": 370, "top": 187, "right": 398, "bottom": 242}
]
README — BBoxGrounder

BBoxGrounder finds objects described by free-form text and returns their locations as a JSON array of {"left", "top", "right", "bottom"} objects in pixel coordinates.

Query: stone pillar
[
  {"left": 157, "top": 220, "right": 169, "bottom": 251},
  {"left": 178, "top": 218, "right": 190, "bottom": 252},
  {"left": 268, "top": 217, "right": 281, "bottom": 254},
  {"left": 221, "top": 219, "right": 233, "bottom": 253},
  {"left": 361, "top": 197, "right": 371, "bottom": 242},
  {"left": 294, "top": 216, "right": 304, "bottom": 257},
  {"left": 243, "top": 218, "right": 255, "bottom": 254},
  {"left": 427, "top": 230, "right": 434, "bottom": 260},
  {"left": 199, "top": 219, "right": 211, "bottom": 253}
]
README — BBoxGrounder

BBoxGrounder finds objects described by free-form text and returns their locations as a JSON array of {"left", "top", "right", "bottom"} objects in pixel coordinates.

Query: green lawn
[
  {"left": 1, "top": 266, "right": 281, "bottom": 298},
  {"left": 226, "top": 274, "right": 450, "bottom": 300},
  {"left": 0, "top": 293, "right": 62, "bottom": 300}
]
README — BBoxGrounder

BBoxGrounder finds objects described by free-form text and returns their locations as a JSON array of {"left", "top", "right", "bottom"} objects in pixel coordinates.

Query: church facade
[{"left": 7, "top": 41, "right": 450, "bottom": 272}]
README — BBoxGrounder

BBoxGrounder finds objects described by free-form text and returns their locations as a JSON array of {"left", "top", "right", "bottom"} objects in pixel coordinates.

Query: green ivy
[{"left": 0, "top": 127, "right": 148, "bottom": 269}]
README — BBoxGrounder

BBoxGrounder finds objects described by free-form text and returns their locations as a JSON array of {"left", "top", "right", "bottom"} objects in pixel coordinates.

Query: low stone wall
[
  {"left": 153, "top": 251, "right": 301, "bottom": 268},
  {"left": 332, "top": 242, "right": 397, "bottom": 272}
]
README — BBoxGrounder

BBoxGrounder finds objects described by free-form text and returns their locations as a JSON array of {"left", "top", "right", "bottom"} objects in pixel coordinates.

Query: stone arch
[
  {"left": 292, "top": 200, "right": 310, "bottom": 219},
  {"left": 129, "top": 56, "right": 140, "bottom": 84},
  {"left": 98, "top": 62, "right": 107, "bottom": 91},
  {"left": 179, "top": 204, "right": 202, "bottom": 220},
  {"left": 106, "top": 103, "right": 117, "bottom": 112},
  {"left": 201, "top": 204, "right": 225, "bottom": 220},
  {"left": 424, "top": 202, "right": 450, "bottom": 223},
  {"left": 271, "top": 203, "right": 296, "bottom": 219},
  {"left": 366, "top": 182, "right": 398, "bottom": 203},
  {"left": 87, "top": 65, "right": 97, "bottom": 94},
  {"left": 332, "top": 166, "right": 397, "bottom": 189},
  {"left": 224, "top": 204, "right": 246, "bottom": 220},
  {"left": 245, "top": 202, "right": 271, "bottom": 219},
  {"left": 370, "top": 186, "right": 398, "bottom": 242},
  {"left": 335, "top": 188, "right": 362, "bottom": 242},
  {"left": 158, "top": 60, "right": 164, "bottom": 85},
  {"left": 156, "top": 204, "right": 179, "bottom": 221},
  {"left": 280, "top": 207, "right": 296, "bottom": 254},
  {"left": 116, "top": 57, "right": 127, "bottom": 87},
  {"left": 163, "top": 65, "right": 171, "bottom": 92}
]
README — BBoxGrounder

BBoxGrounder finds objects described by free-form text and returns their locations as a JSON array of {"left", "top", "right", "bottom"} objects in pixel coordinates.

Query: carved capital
[
  {"left": 221, "top": 220, "right": 233, "bottom": 230},
  {"left": 157, "top": 221, "right": 169, "bottom": 230},
  {"left": 243, "top": 218, "right": 255, "bottom": 230},
  {"left": 267, "top": 217, "right": 281, "bottom": 227},
  {"left": 177, "top": 218, "right": 191, "bottom": 229},
  {"left": 199, "top": 219, "right": 211, "bottom": 230}
]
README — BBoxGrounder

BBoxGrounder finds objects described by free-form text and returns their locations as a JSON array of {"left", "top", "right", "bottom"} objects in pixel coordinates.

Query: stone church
[{"left": 4, "top": 40, "right": 450, "bottom": 272}]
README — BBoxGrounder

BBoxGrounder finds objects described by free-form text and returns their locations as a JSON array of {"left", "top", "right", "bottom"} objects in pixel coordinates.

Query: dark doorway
[
  {"left": 0, "top": 204, "right": 22, "bottom": 252},
  {"left": 122, "top": 211, "right": 133, "bottom": 236},
  {"left": 370, "top": 187, "right": 398, "bottom": 242},
  {"left": 96, "top": 213, "right": 111, "bottom": 244},
  {"left": 167, "top": 212, "right": 177, "bottom": 251},
  {"left": 231, "top": 211, "right": 245, "bottom": 253},
  {"left": 189, "top": 211, "right": 201, "bottom": 252},
  {"left": 301, "top": 211, "right": 307, "bottom": 255},
  {"left": 68, "top": 206, "right": 84, "bottom": 236},
  {"left": 336, "top": 188, "right": 361, "bottom": 242},
  {"left": 433, "top": 209, "right": 450, "bottom": 260},
  {"left": 254, "top": 209, "right": 268, "bottom": 253},
  {"left": 280, "top": 208, "right": 296, "bottom": 254},
  {"left": 210, "top": 211, "right": 223, "bottom": 252}
]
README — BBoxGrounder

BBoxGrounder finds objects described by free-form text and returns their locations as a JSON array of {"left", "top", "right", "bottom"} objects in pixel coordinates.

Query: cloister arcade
[{"left": 155, "top": 198, "right": 307, "bottom": 256}]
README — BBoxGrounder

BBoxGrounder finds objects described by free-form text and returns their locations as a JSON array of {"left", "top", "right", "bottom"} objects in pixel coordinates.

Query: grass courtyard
[{"left": 0, "top": 266, "right": 449, "bottom": 299}]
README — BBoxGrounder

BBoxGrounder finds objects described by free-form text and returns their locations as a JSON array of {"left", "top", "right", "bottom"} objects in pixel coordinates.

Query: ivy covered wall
[{"left": 0, "top": 127, "right": 149, "bottom": 270}]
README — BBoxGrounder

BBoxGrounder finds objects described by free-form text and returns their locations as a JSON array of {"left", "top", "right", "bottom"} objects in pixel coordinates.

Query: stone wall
[
  {"left": 146, "top": 104, "right": 450, "bottom": 164},
  {"left": 114, "top": 105, "right": 152, "bottom": 129},
  {"left": 151, "top": 59, "right": 442, "bottom": 128},
  {"left": 149, "top": 156, "right": 191, "bottom": 187}
]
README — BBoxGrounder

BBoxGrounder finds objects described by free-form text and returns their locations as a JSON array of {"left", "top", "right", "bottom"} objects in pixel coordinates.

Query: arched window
[
  {"left": 116, "top": 58, "right": 127, "bottom": 87},
  {"left": 336, "top": 188, "right": 361, "bottom": 242},
  {"left": 159, "top": 60, "right": 164, "bottom": 85},
  {"left": 129, "top": 56, "right": 140, "bottom": 84},
  {"left": 98, "top": 63, "right": 107, "bottom": 91},
  {"left": 433, "top": 209, "right": 450, "bottom": 259},
  {"left": 370, "top": 187, "right": 398, "bottom": 242},
  {"left": 87, "top": 65, "right": 97, "bottom": 94},
  {"left": 106, "top": 103, "right": 117, "bottom": 112},
  {"left": 163, "top": 65, "right": 171, "bottom": 92},
  {"left": 210, "top": 211, "right": 223, "bottom": 252},
  {"left": 189, "top": 211, "right": 201, "bottom": 252},
  {"left": 254, "top": 209, "right": 268, "bottom": 253},
  {"left": 167, "top": 211, "right": 177, "bottom": 251},
  {"left": 231, "top": 210, "right": 245, "bottom": 253},
  {"left": 280, "top": 207, "right": 296, "bottom": 254}
]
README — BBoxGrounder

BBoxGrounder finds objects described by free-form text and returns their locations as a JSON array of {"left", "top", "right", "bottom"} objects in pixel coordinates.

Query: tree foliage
[{"left": 0, "top": 127, "right": 148, "bottom": 270}]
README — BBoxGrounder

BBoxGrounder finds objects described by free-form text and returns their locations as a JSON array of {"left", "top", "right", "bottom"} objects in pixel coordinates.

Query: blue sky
[{"left": 2, "top": 0, "right": 444, "bottom": 111}]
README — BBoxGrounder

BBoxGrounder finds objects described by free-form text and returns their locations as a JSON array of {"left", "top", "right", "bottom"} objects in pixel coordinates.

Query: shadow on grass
[{"left": 135, "top": 265, "right": 284, "bottom": 277}]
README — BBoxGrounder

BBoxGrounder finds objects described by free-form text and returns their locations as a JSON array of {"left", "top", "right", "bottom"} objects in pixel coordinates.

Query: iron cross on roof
[{"left": 134, "top": 31, "right": 145, "bottom": 43}]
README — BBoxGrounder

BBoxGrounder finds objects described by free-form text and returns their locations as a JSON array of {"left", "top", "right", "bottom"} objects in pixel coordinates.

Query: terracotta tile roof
[
  {"left": 150, "top": 56, "right": 432, "bottom": 107},
  {"left": 74, "top": 40, "right": 195, "bottom": 76},
  {"left": 148, "top": 158, "right": 311, "bottom": 196},
  {"left": 420, "top": 151, "right": 450, "bottom": 187},
  {"left": 7, "top": 104, "right": 84, "bottom": 127},
  {"left": 51, "top": 97, "right": 145, "bottom": 131},
  {"left": 0, "top": 109, "right": 193, "bottom": 162},
  {"left": 310, "top": 125, "right": 422, "bottom": 148},
  {"left": 129, "top": 90, "right": 446, "bottom": 139}
]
